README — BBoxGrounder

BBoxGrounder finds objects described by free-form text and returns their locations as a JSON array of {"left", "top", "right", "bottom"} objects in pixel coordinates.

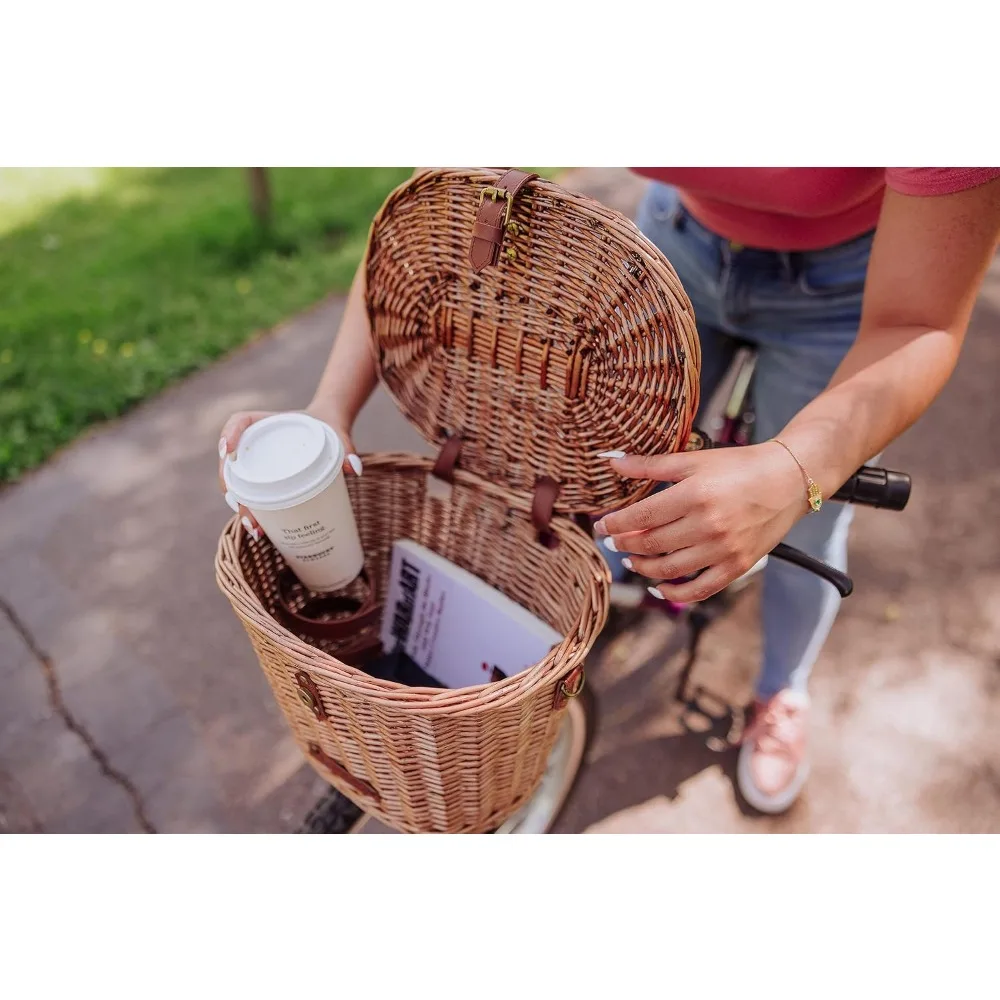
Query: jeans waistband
[{"left": 672, "top": 198, "right": 875, "bottom": 268}]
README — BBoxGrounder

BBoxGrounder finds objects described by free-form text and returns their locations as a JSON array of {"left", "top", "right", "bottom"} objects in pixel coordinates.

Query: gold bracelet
[{"left": 772, "top": 438, "right": 823, "bottom": 513}]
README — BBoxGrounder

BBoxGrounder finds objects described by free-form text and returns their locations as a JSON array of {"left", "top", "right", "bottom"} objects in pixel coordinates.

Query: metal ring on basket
[{"left": 553, "top": 665, "right": 586, "bottom": 710}]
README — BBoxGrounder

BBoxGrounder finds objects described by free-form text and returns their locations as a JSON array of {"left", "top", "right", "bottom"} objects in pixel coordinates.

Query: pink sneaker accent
[{"left": 737, "top": 690, "right": 810, "bottom": 814}]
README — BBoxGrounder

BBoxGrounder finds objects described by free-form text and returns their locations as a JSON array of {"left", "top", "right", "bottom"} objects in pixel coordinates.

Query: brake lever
[{"left": 769, "top": 543, "right": 853, "bottom": 597}]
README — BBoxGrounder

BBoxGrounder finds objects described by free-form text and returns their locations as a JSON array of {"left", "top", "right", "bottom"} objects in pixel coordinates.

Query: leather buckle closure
[{"left": 479, "top": 186, "right": 513, "bottom": 228}]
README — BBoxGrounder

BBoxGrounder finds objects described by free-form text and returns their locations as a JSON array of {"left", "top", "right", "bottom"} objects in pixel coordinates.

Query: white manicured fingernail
[
  {"left": 598, "top": 450, "right": 627, "bottom": 459},
  {"left": 622, "top": 557, "right": 634, "bottom": 571},
  {"left": 348, "top": 454, "right": 363, "bottom": 477},
  {"left": 647, "top": 585, "right": 665, "bottom": 600},
  {"left": 218, "top": 437, "right": 228, "bottom": 459},
  {"left": 224, "top": 491, "right": 240, "bottom": 513},
  {"left": 603, "top": 537, "right": 618, "bottom": 553},
  {"left": 241, "top": 517, "right": 260, "bottom": 542}
]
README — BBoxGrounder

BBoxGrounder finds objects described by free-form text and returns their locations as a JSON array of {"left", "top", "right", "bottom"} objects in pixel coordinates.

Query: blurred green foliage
[{"left": 0, "top": 167, "right": 414, "bottom": 482}]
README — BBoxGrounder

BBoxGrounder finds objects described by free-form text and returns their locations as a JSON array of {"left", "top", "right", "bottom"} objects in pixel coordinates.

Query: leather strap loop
[
  {"left": 532, "top": 475, "right": 561, "bottom": 549},
  {"left": 469, "top": 169, "right": 538, "bottom": 274},
  {"left": 308, "top": 744, "right": 381, "bottom": 803},
  {"left": 432, "top": 434, "right": 463, "bottom": 482},
  {"left": 472, "top": 221, "right": 504, "bottom": 244}
]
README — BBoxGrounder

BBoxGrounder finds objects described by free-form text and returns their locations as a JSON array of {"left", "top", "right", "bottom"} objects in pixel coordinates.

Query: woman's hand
[
  {"left": 217, "top": 402, "right": 362, "bottom": 540},
  {"left": 594, "top": 443, "right": 809, "bottom": 602}
]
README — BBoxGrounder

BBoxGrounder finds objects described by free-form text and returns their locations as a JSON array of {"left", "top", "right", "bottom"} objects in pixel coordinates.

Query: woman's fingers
[
  {"left": 595, "top": 480, "right": 692, "bottom": 539},
  {"left": 238, "top": 506, "right": 263, "bottom": 543},
  {"left": 220, "top": 411, "right": 267, "bottom": 457},
  {"left": 222, "top": 492, "right": 262, "bottom": 536},
  {"left": 341, "top": 435, "right": 363, "bottom": 477},
  {"left": 607, "top": 451, "right": 696, "bottom": 484},
  {"left": 218, "top": 410, "right": 274, "bottom": 497},
  {"left": 306, "top": 412, "right": 362, "bottom": 477},
  {"left": 648, "top": 564, "right": 737, "bottom": 604},
  {"left": 600, "top": 516, "right": 703, "bottom": 559},
  {"left": 626, "top": 544, "right": 721, "bottom": 583}
]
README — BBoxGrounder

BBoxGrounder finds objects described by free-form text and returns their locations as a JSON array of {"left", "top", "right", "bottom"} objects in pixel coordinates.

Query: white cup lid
[{"left": 223, "top": 413, "right": 345, "bottom": 511}]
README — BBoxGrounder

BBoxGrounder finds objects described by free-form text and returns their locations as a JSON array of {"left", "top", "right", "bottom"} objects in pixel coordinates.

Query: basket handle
[{"left": 469, "top": 169, "right": 538, "bottom": 273}]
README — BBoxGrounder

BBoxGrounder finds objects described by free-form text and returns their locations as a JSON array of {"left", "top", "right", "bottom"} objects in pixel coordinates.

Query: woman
[{"left": 219, "top": 167, "right": 1000, "bottom": 815}]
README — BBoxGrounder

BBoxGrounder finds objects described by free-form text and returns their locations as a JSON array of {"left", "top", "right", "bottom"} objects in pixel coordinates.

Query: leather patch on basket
[
  {"left": 532, "top": 476, "right": 561, "bottom": 550},
  {"left": 552, "top": 665, "right": 585, "bottom": 711},
  {"left": 295, "top": 671, "right": 328, "bottom": 721},
  {"left": 469, "top": 169, "right": 538, "bottom": 274},
  {"left": 308, "top": 744, "right": 381, "bottom": 804}
]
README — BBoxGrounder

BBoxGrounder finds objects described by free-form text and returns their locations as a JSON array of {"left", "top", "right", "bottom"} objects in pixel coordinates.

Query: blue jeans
[{"left": 608, "top": 183, "right": 873, "bottom": 698}]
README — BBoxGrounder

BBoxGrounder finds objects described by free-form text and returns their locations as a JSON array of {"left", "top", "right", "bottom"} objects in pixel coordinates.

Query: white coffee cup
[{"left": 223, "top": 412, "right": 365, "bottom": 592}]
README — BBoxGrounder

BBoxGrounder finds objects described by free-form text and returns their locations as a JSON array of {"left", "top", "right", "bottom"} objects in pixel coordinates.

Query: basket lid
[{"left": 364, "top": 168, "right": 701, "bottom": 518}]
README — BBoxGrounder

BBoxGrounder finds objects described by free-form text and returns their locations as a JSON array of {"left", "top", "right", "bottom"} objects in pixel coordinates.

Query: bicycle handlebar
[
  {"left": 769, "top": 465, "right": 909, "bottom": 595},
  {"left": 687, "top": 429, "right": 911, "bottom": 512},
  {"left": 831, "top": 466, "right": 910, "bottom": 511},
  {"left": 679, "top": 429, "right": 912, "bottom": 598}
]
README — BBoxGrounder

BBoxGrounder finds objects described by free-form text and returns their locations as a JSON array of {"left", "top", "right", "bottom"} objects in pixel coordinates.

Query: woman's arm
[
  {"left": 219, "top": 257, "right": 376, "bottom": 498},
  {"left": 306, "top": 261, "right": 379, "bottom": 432},
  {"left": 307, "top": 168, "right": 435, "bottom": 430},
  {"left": 778, "top": 177, "right": 1000, "bottom": 496},
  {"left": 596, "top": 177, "right": 1000, "bottom": 602},
  {"left": 222, "top": 168, "right": 432, "bottom": 469},
  {"left": 218, "top": 169, "right": 434, "bottom": 532}
]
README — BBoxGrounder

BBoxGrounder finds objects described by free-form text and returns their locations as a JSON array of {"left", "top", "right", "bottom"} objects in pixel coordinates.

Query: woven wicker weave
[
  {"left": 367, "top": 168, "right": 701, "bottom": 515},
  {"left": 215, "top": 168, "right": 700, "bottom": 833}
]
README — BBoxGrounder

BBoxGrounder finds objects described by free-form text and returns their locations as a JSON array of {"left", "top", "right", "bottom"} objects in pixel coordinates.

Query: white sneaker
[{"left": 737, "top": 690, "right": 810, "bottom": 815}]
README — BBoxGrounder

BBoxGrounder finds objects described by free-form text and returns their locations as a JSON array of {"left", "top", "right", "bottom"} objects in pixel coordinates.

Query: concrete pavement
[
  {"left": 2, "top": 169, "right": 999, "bottom": 833},
  {"left": 0, "top": 298, "right": 430, "bottom": 832}
]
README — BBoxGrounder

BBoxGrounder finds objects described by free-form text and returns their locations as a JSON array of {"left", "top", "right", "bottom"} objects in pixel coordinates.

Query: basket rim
[
  {"left": 362, "top": 167, "right": 701, "bottom": 519},
  {"left": 214, "top": 454, "right": 610, "bottom": 716}
]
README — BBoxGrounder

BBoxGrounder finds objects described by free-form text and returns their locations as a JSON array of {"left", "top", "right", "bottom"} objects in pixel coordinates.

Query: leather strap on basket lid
[{"left": 469, "top": 169, "right": 538, "bottom": 273}]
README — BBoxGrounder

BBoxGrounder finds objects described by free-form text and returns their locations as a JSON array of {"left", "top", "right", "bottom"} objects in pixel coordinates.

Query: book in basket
[{"left": 379, "top": 539, "right": 563, "bottom": 689}]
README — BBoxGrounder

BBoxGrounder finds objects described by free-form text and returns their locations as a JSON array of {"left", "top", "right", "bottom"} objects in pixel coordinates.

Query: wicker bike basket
[{"left": 215, "top": 168, "right": 701, "bottom": 833}]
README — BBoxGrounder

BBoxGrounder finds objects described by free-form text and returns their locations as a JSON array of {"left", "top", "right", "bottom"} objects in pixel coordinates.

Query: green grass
[{"left": 0, "top": 167, "right": 414, "bottom": 482}]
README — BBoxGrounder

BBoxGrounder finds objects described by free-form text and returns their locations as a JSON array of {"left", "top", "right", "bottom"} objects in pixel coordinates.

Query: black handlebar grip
[
  {"left": 831, "top": 466, "right": 911, "bottom": 511},
  {"left": 770, "top": 543, "right": 854, "bottom": 598}
]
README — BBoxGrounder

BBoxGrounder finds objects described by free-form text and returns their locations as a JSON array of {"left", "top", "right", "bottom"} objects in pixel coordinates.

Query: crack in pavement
[{"left": 0, "top": 596, "right": 157, "bottom": 833}]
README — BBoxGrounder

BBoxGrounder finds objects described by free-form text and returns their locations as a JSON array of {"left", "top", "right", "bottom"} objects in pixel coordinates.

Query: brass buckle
[{"left": 479, "top": 186, "right": 513, "bottom": 227}]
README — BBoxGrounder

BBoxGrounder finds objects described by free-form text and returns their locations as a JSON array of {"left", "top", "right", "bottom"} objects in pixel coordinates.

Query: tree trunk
[{"left": 246, "top": 168, "right": 272, "bottom": 232}]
